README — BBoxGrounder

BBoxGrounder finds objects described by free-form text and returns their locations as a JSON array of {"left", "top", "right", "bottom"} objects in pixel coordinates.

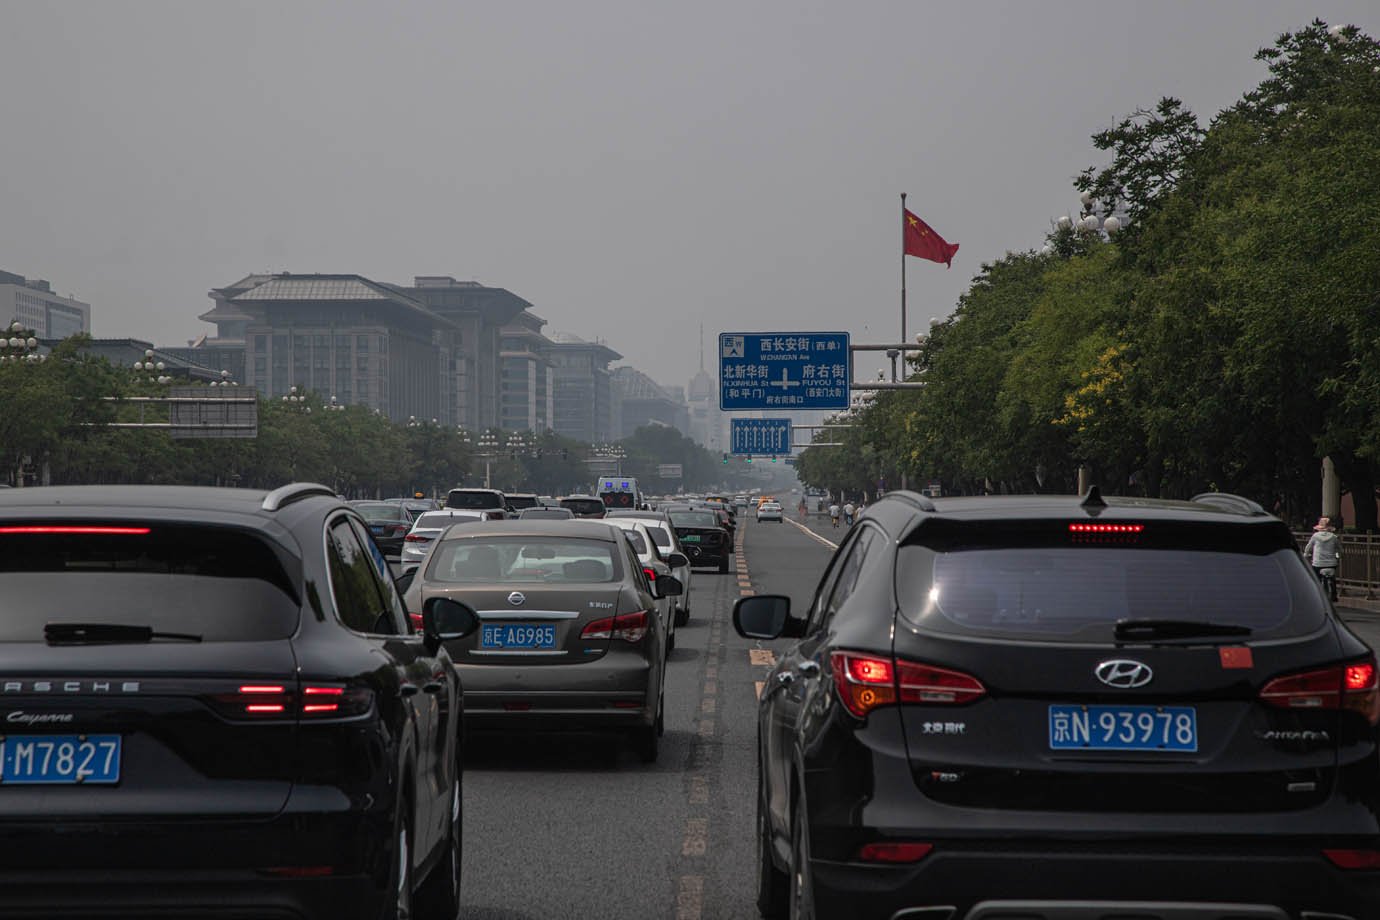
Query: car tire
[
  {"left": 414, "top": 775, "right": 461, "bottom": 920},
  {"left": 633, "top": 692, "right": 663, "bottom": 763},
  {"left": 756, "top": 774, "right": 788, "bottom": 919},
  {"left": 719, "top": 557, "right": 730, "bottom": 574},
  {"left": 675, "top": 606, "right": 689, "bottom": 627},
  {"left": 385, "top": 800, "right": 416, "bottom": 920},
  {"left": 789, "top": 796, "right": 815, "bottom": 920}
]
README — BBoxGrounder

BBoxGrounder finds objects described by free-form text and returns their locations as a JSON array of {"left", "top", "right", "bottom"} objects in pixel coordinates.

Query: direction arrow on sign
[{"left": 730, "top": 418, "right": 792, "bottom": 456}]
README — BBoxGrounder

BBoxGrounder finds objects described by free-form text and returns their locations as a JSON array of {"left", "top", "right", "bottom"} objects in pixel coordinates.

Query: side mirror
[
  {"left": 665, "top": 551, "right": 689, "bottom": 569},
  {"left": 422, "top": 596, "right": 479, "bottom": 650},
  {"left": 733, "top": 594, "right": 795, "bottom": 640},
  {"left": 656, "top": 574, "right": 684, "bottom": 597},
  {"left": 394, "top": 569, "right": 416, "bottom": 596}
]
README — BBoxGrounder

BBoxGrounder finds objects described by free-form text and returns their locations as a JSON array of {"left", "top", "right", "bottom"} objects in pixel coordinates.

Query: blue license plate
[
  {"left": 370, "top": 525, "right": 385, "bottom": 534},
  {"left": 1, "top": 734, "right": 122, "bottom": 784},
  {"left": 481, "top": 624, "right": 557, "bottom": 650},
  {"left": 1048, "top": 705, "right": 1197, "bottom": 752}
]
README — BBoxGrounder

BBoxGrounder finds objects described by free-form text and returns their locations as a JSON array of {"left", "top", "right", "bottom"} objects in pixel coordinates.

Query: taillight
[
  {"left": 1323, "top": 849, "right": 1380, "bottom": 870},
  {"left": 855, "top": 842, "right": 933, "bottom": 863},
  {"left": 404, "top": 534, "right": 431, "bottom": 543},
  {"left": 1260, "top": 655, "right": 1380, "bottom": 724},
  {"left": 208, "top": 683, "right": 373, "bottom": 720},
  {"left": 581, "top": 611, "right": 649, "bottom": 643},
  {"left": 830, "top": 652, "right": 986, "bottom": 719}
]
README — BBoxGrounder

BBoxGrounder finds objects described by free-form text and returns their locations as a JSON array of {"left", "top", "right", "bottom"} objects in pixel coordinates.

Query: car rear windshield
[
  {"left": 560, "top": 498, "right": 605, "bottom": 516},
  {"left": 897, "top": 539, "right": 1326, "bottom": 642},
  {"left": 0, "top": 525, "right": 301, "bottom": 641},
  {"left": 426, "top": 537, "right": 621, "bottom": 583},
  {"left": 353, "top": 502, "right": 406, "bottom": 520},
  {"left": 415, "top": 512, "right": 483, "bottom": 530},
  {"left": 507, "top": 495, "right": 539, "bottom": 510},
  {"left": 518, "top": 509, "right": 574, "bottom": 519},
  {"left": 670, "top": 511, "right": 719, "bottom": 529},
  {"left": 446, "top": 491, "right": 503, "bottom": 510}
]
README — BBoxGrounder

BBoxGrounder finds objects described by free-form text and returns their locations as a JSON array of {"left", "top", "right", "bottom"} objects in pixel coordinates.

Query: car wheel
[
  {"left": 718, "top": 556, "right": 730, "bottom": 574},
  {"left": 789, "top": 797, "right": 815, "bottom": 920},
  {"left": 675, "top": 605, "right": 689, "bottom": 627},
  {"left": 756, "top": 774, "right": 788, "bottom": 918},
  {"left": 414, "top": 776, "right": 461, "bottom": 919},
  {"left": 633, "top": 691, "right": 663, "bottom": 763}
]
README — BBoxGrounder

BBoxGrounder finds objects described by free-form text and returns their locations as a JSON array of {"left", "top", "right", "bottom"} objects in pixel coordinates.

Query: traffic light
[
  {"left": 722, "top": 453, "right": 728, "bottom": 464},
  {"left": 745, "top": 457, "right": 753, "bottom": 464},
  {"left": 770, "top": 456, "right": 778, "bottom": 463}
]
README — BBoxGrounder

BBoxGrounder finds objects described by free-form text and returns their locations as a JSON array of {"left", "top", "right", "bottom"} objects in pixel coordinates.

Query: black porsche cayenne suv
[
  {"left": 0, "top": 483, "right": 480, "bottom": 919},
  {"left": 737, "top": 489, "right": 1380, "bottom": 920}
]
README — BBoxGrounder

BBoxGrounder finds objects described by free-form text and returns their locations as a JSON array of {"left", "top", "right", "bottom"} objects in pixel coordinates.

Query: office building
[
  {"left": 0, "top": 269, "right": 91, "bottom": 339},
  {"left": 547, "top": 333, "right": 621, "bottom": 443},
  {"left": 499, "top": 310, "right": 555, "bottom": 433}
]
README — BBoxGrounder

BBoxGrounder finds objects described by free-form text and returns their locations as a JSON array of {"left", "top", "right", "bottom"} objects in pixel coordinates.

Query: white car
[
  {"left": 400, "top": 509, "right": 497, "bottom": 572},
  {"left": 756, "top": 501, "right": 784, "bottom": 523},
  {"left": 605, "top": 518, "right": 690, "bottom": 653}
]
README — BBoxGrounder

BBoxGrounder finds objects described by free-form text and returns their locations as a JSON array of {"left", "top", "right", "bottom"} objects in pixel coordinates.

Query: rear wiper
[
  {"left": 1114, "top": 618, "right": 1252, "bottom": 641},
  {"left": 44, "top": 623, "right": 203, "bottom": 644}
]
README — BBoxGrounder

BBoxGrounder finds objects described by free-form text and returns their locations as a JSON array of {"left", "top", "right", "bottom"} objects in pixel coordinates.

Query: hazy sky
[{"left": 3, "top": 1, "right": 1376, "bottom": 388}]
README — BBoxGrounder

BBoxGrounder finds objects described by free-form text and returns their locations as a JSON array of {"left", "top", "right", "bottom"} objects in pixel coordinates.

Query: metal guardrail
[{"left": 1294, "top": 532, "right": 1379, "bottom": 599}]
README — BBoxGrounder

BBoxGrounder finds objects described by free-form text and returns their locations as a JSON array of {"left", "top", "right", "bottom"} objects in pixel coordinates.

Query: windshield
[
  {"left": 670, "top": 511, "right": 719, "bottom": 529},
  {"left": 426, "top": 537, "right": 620, "bottom": 584},
  {"left": 0, "top": 526, "right": 300, "bottom": 641},
  {"left": 446, "top": 491, "right": 503, "bottom": 510},
  {"left": 896, "top": 545, "right": 1325, "bottom": 642}
]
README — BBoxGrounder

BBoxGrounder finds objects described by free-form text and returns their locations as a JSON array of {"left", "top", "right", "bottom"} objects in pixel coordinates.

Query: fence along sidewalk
[{"left": 1293, "top": 531, "right": 1379, "bottom": 600}]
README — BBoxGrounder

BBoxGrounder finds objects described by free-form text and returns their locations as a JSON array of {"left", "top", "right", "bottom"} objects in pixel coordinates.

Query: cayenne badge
[
  {"left": 507, "top": 591, "right": 526, "bottom": 607},
  {"left": 1095, "top": 659, "right": 1153, "bottom": 689}
]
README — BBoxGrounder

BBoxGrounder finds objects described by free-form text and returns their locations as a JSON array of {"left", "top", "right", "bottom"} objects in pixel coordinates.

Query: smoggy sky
[{"left": 3, "top": 1, "right": 1376, "bottom": 389}]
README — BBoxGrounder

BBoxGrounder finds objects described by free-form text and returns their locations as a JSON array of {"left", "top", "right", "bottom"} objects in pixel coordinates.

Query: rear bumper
[
  {"left": 809, "top": 845, "right": 1380, "bottom": 920},
  {"left": 0, "top": 869, "right": 381, "bottom": 919},
  {"left": 459, "top": 654, "right": 657, "bottom": 730},
  {"left": 680, "top": 544, "right": 728, "bottom": 566}
]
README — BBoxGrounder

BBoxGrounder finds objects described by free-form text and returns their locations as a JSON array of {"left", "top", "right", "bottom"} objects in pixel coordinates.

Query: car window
[
  {"left": 621, "top": 528, "right": 649, "bottom": 554},
  {"left": 327, "top": 518, "right": 395, "bottom": 635},
  {"left": 447, "top": 491, "right": 503, "bottom": 509},
  {"left": 347, "top": 517, "right": 409, "bottom": 635},
  {"left": 645, "top": 525, "right": 673, "bottom": 549},
  {"left": 815, "top": 527, "right": 875, "bottom": 634}
]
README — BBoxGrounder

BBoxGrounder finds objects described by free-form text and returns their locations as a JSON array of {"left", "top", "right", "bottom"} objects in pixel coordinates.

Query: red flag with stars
[{"left": 904, "top": 208, "right": 959, "bottom": 268}]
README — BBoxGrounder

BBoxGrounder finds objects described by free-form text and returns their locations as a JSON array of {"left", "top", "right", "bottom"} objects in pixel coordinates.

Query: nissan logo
[
  {"left": 507, "top": 592, "right": 526, "bottom": 607},
  {"left": 1095, "top": 659, "right": 1153, "bottom": 689}
]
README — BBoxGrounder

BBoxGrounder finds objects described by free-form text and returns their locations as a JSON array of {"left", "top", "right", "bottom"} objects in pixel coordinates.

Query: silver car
[
  {"left": 400, "top": 509, "right": 496, "bottom": 572},
  {"left": 604, "top": 509, "right": 694, "bottom": 625},
  {"left": 605, "top": 518, "right": 690, "bottom": 653}
]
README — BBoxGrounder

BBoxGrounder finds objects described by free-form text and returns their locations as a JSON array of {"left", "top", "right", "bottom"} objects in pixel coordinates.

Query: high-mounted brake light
[
  {"left": 1260, "top": 655, "right": 1380, "bottom": 725},
  {"left": 830, "top": 652, "right": 986, "bottom": 718},
  {"left": 1068, "top": 523, "right": 1144, "bottom": 533},
  {"left": 0, "top": 525, "right": 151, "bottom": 535}
]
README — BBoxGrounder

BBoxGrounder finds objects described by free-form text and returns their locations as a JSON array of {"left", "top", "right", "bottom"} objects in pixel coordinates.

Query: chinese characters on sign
[{"left": 718, "top": 332, "right": 850, "bottom": 411}]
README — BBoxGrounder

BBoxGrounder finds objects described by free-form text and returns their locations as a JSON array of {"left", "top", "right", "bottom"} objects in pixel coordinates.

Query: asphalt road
[{"left": 458, "top": 514, "right": 834, "bottom": 920}]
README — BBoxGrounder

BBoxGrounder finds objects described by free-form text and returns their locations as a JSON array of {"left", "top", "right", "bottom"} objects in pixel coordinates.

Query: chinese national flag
[{"left": 904, "top": 208, "right": 960, "bottom": 268}]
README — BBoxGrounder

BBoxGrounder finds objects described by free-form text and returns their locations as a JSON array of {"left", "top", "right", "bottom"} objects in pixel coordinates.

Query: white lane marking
[{"left": 787, "top": 517, "right": 838, "bottom": 550}]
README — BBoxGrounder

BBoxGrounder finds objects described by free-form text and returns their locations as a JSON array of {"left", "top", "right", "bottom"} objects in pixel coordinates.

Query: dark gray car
[{"left": 402, "top": 520, "right": 682, "bottom": 762}]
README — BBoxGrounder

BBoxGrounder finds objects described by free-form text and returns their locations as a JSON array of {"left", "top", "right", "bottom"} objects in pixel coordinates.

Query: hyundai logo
[
  {"left": 1095, "top": 659, "right": 1153, "bottom": 688},
  {"left": 507, "top": 592, "right": 526, "bottom": 607}
]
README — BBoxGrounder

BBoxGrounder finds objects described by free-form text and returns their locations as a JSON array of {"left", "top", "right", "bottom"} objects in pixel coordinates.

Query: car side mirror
[
  {"left": 394, "top": 569, "right": 416, "bottom": 596},
  {"left": 733, "top": 594, "right": 798, "bottom": 640},
  {"left": 656, "top": 574, "right": 684, "bottom": 597},
  {"left": 422, "top": 596, "right": 479, "bottom": 650},
  {"left": 665, "top": 552, "right": 689, "bottom": 569}
]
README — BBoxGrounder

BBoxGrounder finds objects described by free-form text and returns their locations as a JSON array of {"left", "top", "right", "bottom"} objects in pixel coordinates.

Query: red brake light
[
  {"left": 581, "top": 611, "right": 649, "bottom": 643},
  {"left": 1260, "top": 655, "right": 1380, "bottom": 725},
  {"left": 0, "top": 525, "right": 151, "bottom": 535},
  {"left": 239, "top": 685, "right": 285, "bottom": 694},
  {"left": 1068, "top": 523, "right": 1144, "bottom": 533},
  {"left": 1324, "top": 849, "right": 1380, "bottom": 870},
  {"left": 404, "top": 534, "right": 431, "bottom": 542},
  {"left": 210, "top": 683, "right": 371, "bottom": 720},
  {"left": 830, "top": 652, "right": 985, "bottom": 719},
  {"left": 855, "top": 842, "right": 933, "bottom": 863}
]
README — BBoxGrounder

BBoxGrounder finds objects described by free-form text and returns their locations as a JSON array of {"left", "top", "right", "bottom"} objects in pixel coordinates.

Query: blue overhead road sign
[
  {"left": 719, "top": 332, "right": 850, "bottom": 410},
  {"left": 730, "top": 418, "right": 792, "bottom": 456}
]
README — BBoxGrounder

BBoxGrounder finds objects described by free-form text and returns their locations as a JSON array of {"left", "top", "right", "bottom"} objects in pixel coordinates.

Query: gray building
[
  {"left": 199, "top": 274, "right": 462, "bottom": 423},
  {"left": 547, "top": 333, "right": 622, "bottom": 444},
  {"left": 500, "top": 310, "right": 555, "bottom": 433},
  {"left": 0, "top": 269, "right": 91, "bottom": 339},
  {"left": 612, "top": 366, "right": 689, "bottom": 438}
]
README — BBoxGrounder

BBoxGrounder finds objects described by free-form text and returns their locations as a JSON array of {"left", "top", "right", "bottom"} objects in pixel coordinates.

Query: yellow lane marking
[
  {"left": 676, "top": 875, "right": 704, "bottom": 920},
  {"left": 755, "top": 680, "right": 764, "bottom": 699},
  {"left": 749, "top": 649, "right": 777, "bottom": 667}
]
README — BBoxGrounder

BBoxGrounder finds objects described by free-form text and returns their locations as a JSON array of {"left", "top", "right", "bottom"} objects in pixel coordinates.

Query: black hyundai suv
[
  {"left": 737, "top": 489, "right": 1380, "bottom": 920},
  {"left": 0, "top": 483, "right": 480, "bottom": 919}
]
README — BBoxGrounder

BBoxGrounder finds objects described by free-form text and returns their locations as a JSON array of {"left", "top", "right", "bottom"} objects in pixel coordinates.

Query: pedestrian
[
  {"left": 1303, "top": 516, "right": 1341, "bottom": 602},
  {"left": 828, "top": 501, "right": 840, "bottom": 529},
  {"left": 843, "top": 500, "right": 856, "bottom": 527},
  {"left": 798, "top": 498, "right": 808, "bottom": 522}
]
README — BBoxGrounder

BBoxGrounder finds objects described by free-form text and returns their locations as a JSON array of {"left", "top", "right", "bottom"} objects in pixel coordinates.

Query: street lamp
[
  {"left": 282, "top": 385, "right": 310, "bottom": 413},
  {"left": 322, "top": 395, "right": 345, "bottom": 412},
  {"left": 1, "top": 322, "right": 44, "bottom": 364}
]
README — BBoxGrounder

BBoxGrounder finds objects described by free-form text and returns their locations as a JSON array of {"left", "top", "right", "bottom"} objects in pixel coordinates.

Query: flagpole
[{"left": 900, "top": 192, "right": 908, "bottom": 346}]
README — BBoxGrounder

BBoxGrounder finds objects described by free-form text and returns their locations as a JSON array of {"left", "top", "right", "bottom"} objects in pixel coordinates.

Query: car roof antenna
[{"left": 1080, "top": 485, "right": 1107, "bottom": 510}]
